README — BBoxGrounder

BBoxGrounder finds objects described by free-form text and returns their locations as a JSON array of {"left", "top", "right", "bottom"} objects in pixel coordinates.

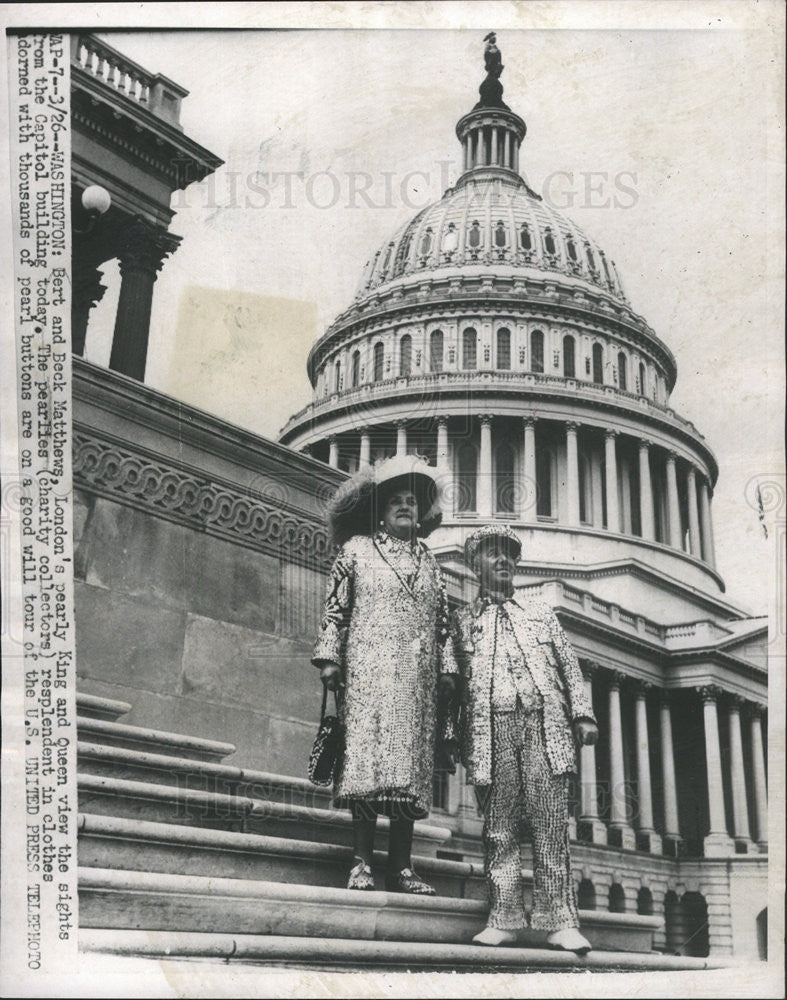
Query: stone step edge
[
  {"left": 78, "top": 775, "right": 452, "bottom": 842},
  {"left": 77, "top": 741, "right": 331, "bottom": 800},
  {"left": 78, "top": 812, "right": 488, "bottom": 880},
  {"left": 77, "top": 716, "right": 236, "bottom": 759},
  {"left": 79, "top": 866, "right": 663, "bottom": 934},
  {"left": 79, "top": 929, "right": 727, "bottom": 971},
  {"left": 76, "top": 693, "right": 132, "bottom": 721}
]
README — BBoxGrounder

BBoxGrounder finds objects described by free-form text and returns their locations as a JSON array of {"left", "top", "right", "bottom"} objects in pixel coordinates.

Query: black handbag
[{"left": 308, "top": 686, "right": 345, "bottom": 786}]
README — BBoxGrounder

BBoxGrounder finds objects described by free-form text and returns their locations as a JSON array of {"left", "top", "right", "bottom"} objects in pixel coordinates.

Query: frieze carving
[{"left": 73, "top": 432, "right": 332, "bottom": 569}]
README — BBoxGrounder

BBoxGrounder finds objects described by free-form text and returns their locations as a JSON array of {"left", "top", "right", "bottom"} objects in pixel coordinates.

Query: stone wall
[{"left": 72, "top": 359, "right": 344, "bottom": 776}]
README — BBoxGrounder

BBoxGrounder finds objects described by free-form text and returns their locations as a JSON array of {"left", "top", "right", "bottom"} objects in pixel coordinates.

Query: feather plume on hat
[{"left": 326, "top": 455, "right": 444, "bottom": 548}]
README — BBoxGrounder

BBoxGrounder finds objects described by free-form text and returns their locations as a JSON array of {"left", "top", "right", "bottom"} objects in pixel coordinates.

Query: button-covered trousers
[{"left": 482, "top": 706, "right": 579, "bottom": 931}]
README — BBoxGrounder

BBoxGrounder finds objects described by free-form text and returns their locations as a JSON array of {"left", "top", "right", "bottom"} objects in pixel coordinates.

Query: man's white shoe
[
  {"left": 546, "top": 928, "right": 592, "bottom": 954},
  {"left": 472, "top": 926, "right": 521, "bottom": 947}
]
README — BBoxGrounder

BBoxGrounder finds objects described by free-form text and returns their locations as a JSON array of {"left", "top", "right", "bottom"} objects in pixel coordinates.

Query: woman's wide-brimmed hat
[{"left": 327, "top": 454, "right": 444, "bottom": 547}]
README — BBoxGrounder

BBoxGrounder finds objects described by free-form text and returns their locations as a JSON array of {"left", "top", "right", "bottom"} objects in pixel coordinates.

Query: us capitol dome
[{"left": 279, "top": 40, "right": 721, "bottom": 611}]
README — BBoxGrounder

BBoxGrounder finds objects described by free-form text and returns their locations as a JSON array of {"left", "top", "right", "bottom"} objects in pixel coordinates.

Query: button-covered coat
[
  {"left": 451, "top": 593, "right": 595, "bottom": 783},
  {"left": 313, "top": 532, "right": 458, "bottom": 815}
]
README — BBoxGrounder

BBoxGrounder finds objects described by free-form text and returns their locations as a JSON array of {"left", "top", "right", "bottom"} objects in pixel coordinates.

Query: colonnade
[
  {"left": 324, "top": 413, "right": 717, "bottom": 565},
  {"left": 578, "top": 667, "right": 768, "bottom": 856}
]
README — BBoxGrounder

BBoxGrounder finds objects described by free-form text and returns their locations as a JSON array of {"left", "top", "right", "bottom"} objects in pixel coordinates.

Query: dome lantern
[{"left": 455, "top": 32, "right": 527, "bottom": 187}]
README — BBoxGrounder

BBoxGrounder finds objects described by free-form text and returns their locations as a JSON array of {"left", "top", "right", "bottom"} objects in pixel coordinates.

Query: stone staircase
[{"left": 76, "top": 693, "right": 728, "bottom": 972}]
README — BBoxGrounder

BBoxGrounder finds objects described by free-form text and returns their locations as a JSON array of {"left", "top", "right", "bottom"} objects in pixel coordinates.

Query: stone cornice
[{"left": 73, "top": 429, "right": 333, "bottom": 572}]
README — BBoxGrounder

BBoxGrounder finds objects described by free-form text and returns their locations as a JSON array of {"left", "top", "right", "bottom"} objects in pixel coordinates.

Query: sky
[{"left": 82, "top": 24, "right": 784, "bottom": 616}]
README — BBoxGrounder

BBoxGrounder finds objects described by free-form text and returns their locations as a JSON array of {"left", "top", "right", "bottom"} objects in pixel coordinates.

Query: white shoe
[
  {"left": 546, "top": 928, "right": 592, "bottom": 955},
  {"left": 472, "top": 926, "right": 521, "bottom": 947}
]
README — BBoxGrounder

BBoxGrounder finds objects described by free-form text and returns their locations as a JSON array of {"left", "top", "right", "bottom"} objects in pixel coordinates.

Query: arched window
[
  {"left": 618, "top": 351, "right": 627, "bottom": 391},
  {"left": 419, "top": 228, "right": 433, "bottom": 256},
  {"left": 393, "top": 233, "right": 412, "bottom": 277},
  {"left": 592, "top": 343, "right": 604, "bottom": 384},
  {"left": 681, "top": 893, "right": 710, "bottom": 958},
  {"left": 494, "top": 220, "right": 507, "bottom": 247},
  {"left": 399, "top": 334, "right": 412, "bottom": 377},
  {"left": 566, "top": 237, "right": 578, "bottom": 261},
  {"left": 441, "top": 223, "right": 458, "bottom": 254},
  {"left": 381, "top": 242, "right": 394, "bottom": 274},
  {"left": 334, "top": 359, "right": 342, "bottom": 393},
  {"left": 495, "top": 440, "right": 516, "bottom": 513},
  {"left": 468, "top": 220, "right": 482, "bottom": 248},
  {"left": 563, "top": 335, "right": 575, "bottom": 378},
  {"left": 456, "top": 442, "right": 477, "bottom": 512},
  {"left": 351, "top": 350, "right": 360, "bottom": 388},
  {"left": 496, "top": 328, "right": 511, "bottom": 370},
  {"left": 586, "top": 245, "right": 596, "bottom": 270},
  {"left": 544, "top": 229, "right": 556, "bottom": 255},
  {"left": 530, "top": 330, "right": 545, "bottom": 373},
  {"left": 519, "top": 224, "right": 532, "bottom": 251},
  {"left": 373, "top": 342, "right": 384, "bottom": 382},
  {"left": 577, "top": 880, "right": 596, "bottom": 911},
  {"left": 639, "top": 361, "right": 646, "bottom": 395},
  {"left": 637, "top": 888, "right": 654, "bottom": 916},
  {"left": 462, "top": 328, "right": 477, "bottom": 370},
  {"left": 429, "top": 329, "right": 444, "bottom": 372},
  {"left": 609, "top": 884, "right": 626, "bottom": 914},
  {"left": 536, "top": 447, "right": 553, "bottom": 517}
]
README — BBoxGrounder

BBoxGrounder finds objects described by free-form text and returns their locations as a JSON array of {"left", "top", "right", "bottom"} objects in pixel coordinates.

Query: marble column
[
  {"left": 687, "top": 466, "right": 701, "bottom": 557},
  {"left": 478, "top": 415, "right": 493, "bottom": 517},
  {"left": 634, "top": 683, "right": 661, "bottom": 852},
  {"left": 436, "top": 418, "right": 449, "bottom": 471},
  {"left": 608, "top": 672, "right": 636, "bottom": 850},
  {"left": 665, "top": 451, "right": 682, "bottom": 549},
  {"left": 699, "top": 686, "right": 735, "bottom": 856},
  {"left": 503, "top": 131, "right": 511, "bottom": 169},
  {"left": 638, "top": 439, "right": 655, "bottom": 540},
  {"left": 490, "top": 126, "right": 499, "bottom": 165},
  {"left": 396, "top": 420, "right": 407, "bottom": 456},
  {"left": 522, "top": 416, "right": 537, "bottom": 521},
  {"left": 750, "top": 705, "right": 768, "bottom": 850},
  {"left": 328, "top": 436, "right": 339, "bottom": 468},
  {"left": 359, "top": 429, "right": 371, "bottom": 468},
  {"left": 699, "top": 476, "right": 716, "bottom": 566},
  {"left": 109, "top": 217, "right": 181, "bottom": 380},
  {"left": 566, "top": 422, "right": 580, "bottom": 525},
  {"left": 659, "top": 692, "right": 682, "bottom": 851},
  {"left": 578, "top": 663, "right": 607, "bottom": 844},
  {"left": 604, "top": 429, "right": 620, "bottom": 532},
  {"left": 728, "top": 695, "right": 753, "bottom": 848},
  {"left": 71, "top": 263, "right": 107, "bottom": 356}
]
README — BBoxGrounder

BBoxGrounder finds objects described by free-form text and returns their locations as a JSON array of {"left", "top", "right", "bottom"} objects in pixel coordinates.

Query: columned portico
[
  {"left": 699, "top": 686, "right": 735, "bottom": 856},
  {"left": 634, "top": 682, "right": 661, "bottom": 853},
  {"left": 522, "top": 416, "right": 537, "bottom": 521},
  {"left": 578, "top": 662, "right": 607, "bottom": 844},
  {"left": 687, "top": 466, "right": 701, "bottom": 557},
  {"left": 750, "top": 705, "right": 768, "bottom": 851},
  {"left": 665, "top": 451, "right": 682, "bottom": 549},
  {"left": 565, "top": 422, "right": 580, "bottom": 525},
  {"left": 607, "top": 672, "right": 636, "bottom": 850},
  {"left": 604, "top": 429, "right": 620, "bottom": 532},
  {"left": 478, "top": 415, "right": 493, "bottom": 517},
  {"left": 659, "top": 692, "right": 682, "bottom": 855},
  {"left": 727, "top": 696, "right": 753, "bottom": 850},
  {"left": 638, "top": 439, "right": 655, "bottom": 540}
]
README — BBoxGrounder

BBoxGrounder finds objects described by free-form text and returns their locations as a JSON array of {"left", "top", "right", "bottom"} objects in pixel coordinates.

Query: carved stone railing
[
  {"left": 281, "top": 369, "right": 707, "bottom": 446},
  {"left": 71, "top": 34, "right": 187, "bottom": 126}
]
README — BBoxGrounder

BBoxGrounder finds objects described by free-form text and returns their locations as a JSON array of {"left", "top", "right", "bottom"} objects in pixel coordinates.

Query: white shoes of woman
[{"left": 472, "top": 926, "right": 593, "bottom": 954}]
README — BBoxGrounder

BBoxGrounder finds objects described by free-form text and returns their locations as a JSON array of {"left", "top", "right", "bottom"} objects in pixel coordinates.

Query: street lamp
[{"left": 74, "top": 185, "right": 111, "bottom": 235}]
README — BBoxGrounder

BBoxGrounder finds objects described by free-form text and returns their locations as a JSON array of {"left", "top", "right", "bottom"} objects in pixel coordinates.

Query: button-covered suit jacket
[{"left": 451, "top": 593, "right": 596, "bottom": 783}]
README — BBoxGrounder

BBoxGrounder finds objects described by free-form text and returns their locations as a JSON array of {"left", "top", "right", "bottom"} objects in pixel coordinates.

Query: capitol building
[{"left": 67, "top": 31, "right": 769, "bottom": 970}]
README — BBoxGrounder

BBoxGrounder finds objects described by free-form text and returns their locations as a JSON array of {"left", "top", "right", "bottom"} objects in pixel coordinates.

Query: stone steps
[
  {"left": 78, "top": 813, "right": 488, "bottom": 900},
  {"left": 78, "top": 773, "right": 452, "bottom": 851},
  {"left": 76, "top": 693, "right": 132, "bottom": 722},
  {"left": 78, "top": 867, "right": 664, "bottom": 956},
  {"left": 77, "top": 716, "right": 236, "bottom": 762},
  {"left": 80, "top": 928, "right": 730, "bottom": 972}
]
